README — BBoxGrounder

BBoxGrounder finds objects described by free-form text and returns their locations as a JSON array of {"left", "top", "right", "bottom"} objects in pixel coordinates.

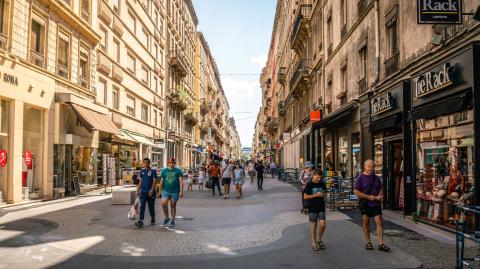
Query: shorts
[
  {"left": 187, "top": 179, "right": 193, "bottom": 185},
  {"left": 161, "top": 191, "right": 179, "bottom": 202},
  {"left": 222, "top": 178, "right": 231, "bottom": 185},
  {"left": 360, "top": 206, "right": 382, "bottom": 218},
  {"left": 233, "top": 178, "right": 244, "bottom": 185},
  {"left": 309, "top": 211, "right": 326, "bottom": 222},
  {"left": 198, "top": 177, "right": 204, "bottom": 183}
]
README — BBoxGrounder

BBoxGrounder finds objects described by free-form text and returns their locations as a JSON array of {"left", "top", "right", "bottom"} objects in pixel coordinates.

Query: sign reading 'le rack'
[
  {"left": 371, "top": 92, "right": 395, "bottom": 116},
  {"left": 417, "top": 0, "right": 462, "bottom": 24},
  {"left": 413, "top": 63, "right": 453, "bottom": 98}
]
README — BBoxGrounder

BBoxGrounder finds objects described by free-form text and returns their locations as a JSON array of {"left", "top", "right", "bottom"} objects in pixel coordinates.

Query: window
[
  {"left": 159, "top": 17, "right": 164, "bottom": 34},
  {"left": 0, "top": 0, "right": 11, "bottom": 48},
  {"left": 112, "top": 38, "right": 120, "bottom": 63},
  {"left": 341, "top": 68, "right": 347, "bottom": 106},
  {"left": 154, "top": 76, "right": 158, "bottom": 92},
  {"left": 98, "top": 78, "right": 107, "bottom": 105},
  {"left": 30, "top": 12, "right": 46, "bottom": 68},
  {"left": 159, "top": 49, "right": 164, "bottom": 66},
  {"left": 81, "top": 0, "right": 90, "bottom": 22},
  {"left": 139, "top": 25, "right": 148, "bottom": 48},
  {"left": 127, "top": 53, "right": 135, "bottom": 74},
  {"left": 141, "top": 103, "right": 148, "bottom": 122},
  {"left": 99, "top": 26, "right": 107, "bottom": 52},
  {"left": 341, "top": 0, "right": 347, "bottom": 29},
  {"left": 359, "top": 47, "right": 367, "bottom": 79},
  {"left": 113, "top": 0, "right": 120, "bottom": 13},
  {"left": 112, "top": 86, "right": 119, "bottom": 110},
  {"left": 160, "top": 112, "right": 163, "bottom": 128},
  {"left": 155, "top": 10, "right": 159, "bottom": 27},
  {"left": 78, "top": 45, "right": 89, "bottom": 89},
  {"left": 153, "top": 109, "right": 158, "bottom": 126},
  {"left": 57, "top": 30, "right": 70, "bottom": 79},
  {"left": 388, "top": 21, "right": 398, "bottom": 57},
  {"left": 126, "top": 94, "right": 135, "bottom": 117},
  {"left": 159, "top": 80, "right": 164, "bottom": 96},
  {"left": 127, "top": 11, "right": 136, "bottom": 33},
  {"left": 140, "top": 65, "right": 149, "bottom": 85}
]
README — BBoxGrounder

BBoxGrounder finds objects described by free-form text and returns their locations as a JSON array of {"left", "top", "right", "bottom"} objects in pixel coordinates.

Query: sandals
[
  {"left": 317, "top": 241, "right": 325, "bottom": 250},
  {"left": 378, "top": 244, "right": 391, "bottom": 252},
  {"left": 365, "top": 242, "right": 374, "bottom": 250}
]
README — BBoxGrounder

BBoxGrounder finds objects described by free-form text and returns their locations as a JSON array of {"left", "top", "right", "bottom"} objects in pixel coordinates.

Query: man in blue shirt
[
  {"left": 160, "top": 158, "right": 184, "bottom": 227},
  {"left": 135, "top": 158, "right": 158, "bottom": 228}
]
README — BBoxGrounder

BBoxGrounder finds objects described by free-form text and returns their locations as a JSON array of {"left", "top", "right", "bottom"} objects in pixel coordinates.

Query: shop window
[
  {"left": 126, "top": 94, "right": 135, "bottom": 117},
  {"left": 127, "top": 52, "right": 135, "bottom": 74},
  {"left": 415, "top": 109, "right": 475, "bottom": 228},
  {"left": 112, "top": 86, "right": 119, "bottom": 110},
  {"left": 338, "top": 136, "right": 348, "bottom": 176},
  {"left": 57, "top": 30, "right": 70, "bottom": 79},
  {"left": 30, "top": 12, "right": 46, "bottom": 68},
  {"left": 141, "top": 103, "right": 148, "bottom": 122},
  {"left": 352, "top": 133, "right": 361, "bottom": 177},
  {"left": 373, "top": 133, "right": 383, "bottom": 177},
  {"left": 112, "top": 38, "right": 120, "bottom": 63},
  {"left": 0, "top": 0, "right": 10, "bottom": 50},
  {"left": 0, "top": 100, "right": 9, "bottom": 203},
  {"left": 78, "top": 45, "right": 89, "bottom": 89},
  {"left": 23, "top": 106, "right": 44, "bottom": 200}
]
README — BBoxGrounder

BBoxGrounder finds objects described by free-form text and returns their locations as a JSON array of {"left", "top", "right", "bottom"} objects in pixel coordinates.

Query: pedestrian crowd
[{"left": 130, "top": 156, "right": 276, "bottom": 229}]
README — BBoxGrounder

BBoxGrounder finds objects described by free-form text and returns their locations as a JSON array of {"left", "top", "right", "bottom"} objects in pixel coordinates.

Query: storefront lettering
[
  {"left": 0, "top": 72, "right": 19, "bottom": 86},
  {"left": 413, "top": 63, "right": 453, "bottom": 98},
  {"left": 371, "top": 92, "right": 395, "bottom": 115}
]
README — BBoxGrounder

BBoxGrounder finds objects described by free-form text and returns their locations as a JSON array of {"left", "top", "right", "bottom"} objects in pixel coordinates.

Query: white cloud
[{"left": 249, "top": 54, "right": 268, "bottom": 67}]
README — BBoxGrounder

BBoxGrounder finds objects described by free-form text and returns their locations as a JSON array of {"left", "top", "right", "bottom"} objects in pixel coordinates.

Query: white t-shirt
[{"left": 222, "top": 164, "right": 234, "bottom": 178}]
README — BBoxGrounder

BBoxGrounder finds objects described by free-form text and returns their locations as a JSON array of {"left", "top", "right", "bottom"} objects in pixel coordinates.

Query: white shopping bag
[{"left": 128, "top": 197, "right": 140, "bottom": 220}]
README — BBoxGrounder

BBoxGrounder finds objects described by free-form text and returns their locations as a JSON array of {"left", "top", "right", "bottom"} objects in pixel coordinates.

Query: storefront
[
  {"left": 409, "top": 44, "right": 479, "bottom": 228},
  {"left": 54, "top": 94, "right": 119, "bottom": 195},
  {"left": 315, "top": 101, "right": 361, "bottom": 179},
  {"left": 364, "top": 81, "right": 412, "bottom": 212}
]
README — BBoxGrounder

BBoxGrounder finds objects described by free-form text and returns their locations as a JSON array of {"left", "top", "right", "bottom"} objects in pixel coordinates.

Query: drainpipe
[{"left": 372, "top": 0, "right": 381, "bottom": 90}]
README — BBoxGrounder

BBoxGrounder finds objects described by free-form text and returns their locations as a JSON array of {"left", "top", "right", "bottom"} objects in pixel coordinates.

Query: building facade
[{"left": 255, "top": 0, "right": 480, "bottom": 231}]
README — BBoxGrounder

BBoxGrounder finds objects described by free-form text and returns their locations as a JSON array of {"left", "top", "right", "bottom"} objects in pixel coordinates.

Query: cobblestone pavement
[{"left": 0, "top": 176, "right": 438, "bottom": 269}]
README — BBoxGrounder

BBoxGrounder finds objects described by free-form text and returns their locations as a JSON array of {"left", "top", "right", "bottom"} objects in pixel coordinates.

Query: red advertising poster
[
  {"left": 0, "top": 149, "right": 6, "bottom": 167},
  {"left": 24, "top": 150, "right": 32, "bottom": 169}
]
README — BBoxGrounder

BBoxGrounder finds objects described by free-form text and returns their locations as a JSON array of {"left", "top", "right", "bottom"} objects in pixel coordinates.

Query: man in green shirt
[{"left": 160, "top": 158, "right": 184, "bottom": 228}]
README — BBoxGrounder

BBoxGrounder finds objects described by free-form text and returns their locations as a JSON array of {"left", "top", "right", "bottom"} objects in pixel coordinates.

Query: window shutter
[
  {"left": 391, "top": 23, "right": 398, "bottom": 55},
  {"left": 58, "top": 32, "right": 69, "bottom": 68}
]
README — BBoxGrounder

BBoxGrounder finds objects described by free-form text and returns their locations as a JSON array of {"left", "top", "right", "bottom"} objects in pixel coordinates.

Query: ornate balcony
[
  {"left": 278, "top": 101, "right": 287, "bottom": 117},
  {"left": 200, "top": 101, "right": 211, "bottom": 115},
  {"left": 290, "top": 3, "right": 312, "bottom": 55},
  {"left": 169, "top": 50, "right": 188, "bottom": 77},
  {"left": 185, "top": 109, "right": 199, "bottom": 126},
  {"left": 289, "top": 59, "right": 310, "bottom": 98},
  {"left": 167, "top": 89, "right": 180, "bottom": 104}
]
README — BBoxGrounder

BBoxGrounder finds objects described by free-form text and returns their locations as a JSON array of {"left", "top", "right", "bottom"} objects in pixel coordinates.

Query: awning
[
  {"left": 370, "top": 114, "right": 402, "bottom": 133},
  {"left": 70, "top": 104, "right": 119, "bottom": 134},
  {"left": 458, "top": 137, "right": 474, "bottom": 147},
  {"left": 313, "top": 101, "right": 358, "bottom": 129},
  {"left": 121, "top": 129, "right": 154, "bottom": 146},
  {"left": 409, "top": 92, "right": 472, "bottom": 121},
  {"left": 115, "top": 130, "right": 136, "bottom": 142}
]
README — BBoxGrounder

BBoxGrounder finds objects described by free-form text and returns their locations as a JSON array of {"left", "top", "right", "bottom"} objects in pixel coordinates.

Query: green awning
[
  {"left": 458, "top": 137, "right": 474, "bottom": 147},
  {"left": 121, "top": 130, "right": 154, "bottom": 146}
]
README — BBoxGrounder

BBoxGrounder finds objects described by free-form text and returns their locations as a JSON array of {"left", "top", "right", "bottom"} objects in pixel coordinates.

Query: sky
[{"left": 192, "top": 0, "right": 277, "bottom": 147}]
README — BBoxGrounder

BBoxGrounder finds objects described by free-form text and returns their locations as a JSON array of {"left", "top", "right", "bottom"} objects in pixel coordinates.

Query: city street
[{"left": 0, "top": 176, "right": 467, "bottom": 269}]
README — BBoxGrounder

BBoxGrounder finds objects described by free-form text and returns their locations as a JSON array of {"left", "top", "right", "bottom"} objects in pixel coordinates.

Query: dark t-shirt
[
  {"left": 303, "top": 181, "right": 327, "bottom": 213},
  {"left": 140, "top": 168, "right": 158, "bottom": 193},
  {"left": 354, "top": 173, "right": 383, "bottom": 207},
  {"left": 255, "top": 164, "right": 265, "bottom": 174}
]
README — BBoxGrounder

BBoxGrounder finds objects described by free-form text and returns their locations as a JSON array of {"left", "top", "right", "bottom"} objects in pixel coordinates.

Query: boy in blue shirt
[
  {"left": 160, "top": 158, "right": 184, "bottom": 227},
  {"left": 135, "top": 158, "right": 158, "bottom": 228}
]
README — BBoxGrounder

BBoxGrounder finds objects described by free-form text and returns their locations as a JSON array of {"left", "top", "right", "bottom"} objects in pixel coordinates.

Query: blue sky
[{"left": 192, "top": 0, "right": 277, "bottom": 147}]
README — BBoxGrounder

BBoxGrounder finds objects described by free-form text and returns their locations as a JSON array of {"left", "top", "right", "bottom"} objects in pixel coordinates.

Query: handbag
[
  {"left": 358, "top": 176, "right": 377, "bottom": 211},
  {"left": 205, "top": 180, "right": 213, "bottom": 189}
]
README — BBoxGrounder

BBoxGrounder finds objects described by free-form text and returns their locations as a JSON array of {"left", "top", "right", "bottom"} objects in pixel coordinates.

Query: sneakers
[
  {"left": 169, "top": 220, "right": 176, "bottom": 228},
  {"left": 161, "top": 218, "right": 170, "bottom": 226},
  {"left": 135, "top": 220, "right": 144, "bottom": 228},
  {"left": 151, "top": 219, "right": 156, "bottom": 226}
]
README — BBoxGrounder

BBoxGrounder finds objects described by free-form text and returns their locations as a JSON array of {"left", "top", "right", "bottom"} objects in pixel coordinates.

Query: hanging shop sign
[
  {"left": 371, "top": 92, "right": 395, "bottom": 115},
  {"left": 417, "top": 0, "right": 462, "bottom": 24},
  {"left": 310, "top": 110, "right": 321, "bottom": 122},
  {"left": 0, "top": 149, "right": 6, "bottom": 167},
  {"left": 24, "top": 150, "right": 32, "bottom": 169},
  {"left": 413, "top": 63, "right": 454, "bottom": 98}
]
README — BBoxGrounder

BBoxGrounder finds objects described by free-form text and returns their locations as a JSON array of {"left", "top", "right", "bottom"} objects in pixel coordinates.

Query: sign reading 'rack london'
[{"left": 417, "top": 0, "right": 462, "bottom": 24}]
